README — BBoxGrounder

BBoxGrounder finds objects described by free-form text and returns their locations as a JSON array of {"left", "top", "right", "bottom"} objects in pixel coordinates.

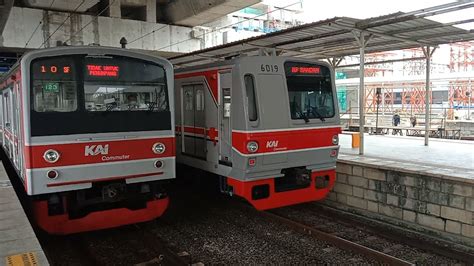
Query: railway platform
[
  {"left": 339, "top": 134, "right": 473, "bottom": 171},
  {"left": 324, "top": 134, "right": 474, "bottom": 249},
  {"left": 0, "top": 162, "right": 48, "bottom": 266}
]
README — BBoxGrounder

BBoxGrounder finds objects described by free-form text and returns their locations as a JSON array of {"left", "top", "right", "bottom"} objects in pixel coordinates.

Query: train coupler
[{"left": 219, "top": 175, "right": 234, "bottom": 196}]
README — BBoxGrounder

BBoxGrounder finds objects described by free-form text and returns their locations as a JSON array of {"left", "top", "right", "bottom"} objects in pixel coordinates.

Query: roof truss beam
[
  {"left": 335, "top": 21, "right": 436, "bottom": 47},
  {"left": 356, "top": 1, "right": 474, "bottom": 30}
]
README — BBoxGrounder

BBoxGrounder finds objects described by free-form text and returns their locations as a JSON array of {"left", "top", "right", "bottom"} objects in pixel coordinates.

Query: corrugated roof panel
[{"left": 170, "top": 11, "right": 474, "bottom": 68}]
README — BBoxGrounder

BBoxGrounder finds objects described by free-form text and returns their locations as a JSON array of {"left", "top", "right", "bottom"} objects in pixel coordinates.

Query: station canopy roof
[{"left": 170, "top": 2, "right": 474, "bottom": 68}]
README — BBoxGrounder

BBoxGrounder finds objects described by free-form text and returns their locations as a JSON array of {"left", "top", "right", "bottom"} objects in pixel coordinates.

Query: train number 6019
[{"left": 260, "top": 64, "right": 279, "bottom": 72}]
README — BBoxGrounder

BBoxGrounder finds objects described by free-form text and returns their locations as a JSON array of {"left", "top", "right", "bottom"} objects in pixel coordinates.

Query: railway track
[
  {"left": 132, "top": 223, "right": 191, "bottom": 266},
  {"left": 39, "top": 222, "right": 191, "bottom": 266},
  {"left": 304, "top": 204, "right": 474, "bottom": 264},
  {"left": 256, "top": 210, "right": 414, "bottom": 266}
]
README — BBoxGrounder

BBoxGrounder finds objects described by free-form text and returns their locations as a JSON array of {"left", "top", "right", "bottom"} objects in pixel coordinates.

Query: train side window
[
  {"left": 244, "top": 74, "right": 258, "bottom": 121},
  {"left": 196, "top": 89, "right": 204, "bottom": 111},
  {"left": 184, "top": 87, "right": 193, "bottom": 111},
  {"left": 3, "top": 91, "right": 11, "bottom": 128}
]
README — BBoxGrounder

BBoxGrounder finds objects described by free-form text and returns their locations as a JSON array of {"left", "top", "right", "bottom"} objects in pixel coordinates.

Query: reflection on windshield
[
  {"left": 287, "top": 77, "right": 335, "bottom": 121},
  {"left": 33, "top": 81, "right": 78, "bottom": 112},
  {"left": 84, "top": 84, "right": 168, "bottom": 112}
]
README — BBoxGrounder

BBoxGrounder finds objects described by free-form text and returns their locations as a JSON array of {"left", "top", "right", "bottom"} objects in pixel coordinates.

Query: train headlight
[
  {"left": 246, "top": 141, "right": 259, "bottom": 153},
  {"left": 152, "top": 143, "right": 166, "bottom": 154},
  {"left": 43, "top": 149, "right": 60, "bottom": 163},
  {"left": 332, "top": 135, "right": 339, "bottom": 145}
]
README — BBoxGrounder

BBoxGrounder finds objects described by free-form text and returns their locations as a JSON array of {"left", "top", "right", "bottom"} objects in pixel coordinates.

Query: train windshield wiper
[
  {"left": 300, "top": 110, "right": 310, "bottom": 123},
  {"left": 292, "top": 97, "right": 309, "bottom": 123},
  {"left": 310, "top": 107, "right": 326, "bottom": 122},
  {"left": 147, "top": 102, "right": 157, "bottom": 112}
]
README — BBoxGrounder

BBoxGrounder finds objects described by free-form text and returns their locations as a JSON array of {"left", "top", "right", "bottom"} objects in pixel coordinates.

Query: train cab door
[
  {"left": 0, "top": 93, "right": 3, "bottom": 145},
  {"left": 181, "top": 84, "right": 206, "bottom": 160},
  {"left": 218, "top": 71, "right": 232, "bottom": 166},
  {"left": 12, "top": 82, "right": 22, "bottom": 171},
  {"left": 2, "top": 90, "right": 11, "bottom": 156}
]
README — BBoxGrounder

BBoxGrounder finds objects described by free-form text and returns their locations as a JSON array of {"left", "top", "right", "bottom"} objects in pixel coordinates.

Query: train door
[
  {"left": 181, "top": 84, "right": 206, "bottom": 159},
  {"left": 2, "top": 89, "right": 12, "bottom": 157},
  {"left": 218, "top": 71, "right": 232, "bottom": 166},
  {"left": 10, "top": 84, "right": 20, "bottom": 168},
  {"left": 0, "top": 93, "right": 3, "bottom": 145},
  {"left": 12, "top": 82, "right": 22, "bottom": 172},
  {"left": 1, "top": 91, "right": 6, "bottom": 147}
]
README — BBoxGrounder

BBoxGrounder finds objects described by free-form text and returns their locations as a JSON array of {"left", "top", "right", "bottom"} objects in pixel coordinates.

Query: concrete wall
[
  {"left": 455, "top": 120, "right": 474, "bottom": 137},
  {"left": 321, "top": 155, "right": 474, "bottom": 248},
  {"left": 2, "top": 7, "right": 201, "bottom": 52}
]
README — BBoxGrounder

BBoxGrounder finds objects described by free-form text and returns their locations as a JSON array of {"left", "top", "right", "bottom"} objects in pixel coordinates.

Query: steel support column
[
  {"left": 468, "top": 78, "right": 472, "bottom": 120},
  {"left": 353, "top": 31, "right": 372, "bottom": 155},
  {"left": 422, "top": 46, "right": 436, "bottom": 146},
  {"left": 326, "top": 57, "right": 343, "bottom": 71}
]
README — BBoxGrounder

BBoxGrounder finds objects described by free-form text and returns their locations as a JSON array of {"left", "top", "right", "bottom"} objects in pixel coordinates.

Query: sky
[{"left": 263, "top": 0, "right": 474, "bottom": 31}]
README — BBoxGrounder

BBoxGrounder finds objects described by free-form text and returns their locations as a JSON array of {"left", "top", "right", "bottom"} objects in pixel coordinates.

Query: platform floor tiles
[{"left": 0, "top": 162, "right": 48, "bottom": 266}]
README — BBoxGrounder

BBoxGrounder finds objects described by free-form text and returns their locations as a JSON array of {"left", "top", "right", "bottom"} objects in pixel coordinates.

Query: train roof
[{"left": 174, "top": 55, "right": 330, "bottom": 74}]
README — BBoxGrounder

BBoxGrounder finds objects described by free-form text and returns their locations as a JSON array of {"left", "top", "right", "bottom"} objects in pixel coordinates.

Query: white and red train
[
  {"left": 0, "top": 46, "right": 175, "bottom": 234},
  {"left": 1, "top": 46, "right": 340, "bottom": 234},
  {"left": 174, "top": 56, "right": 341, "bottom": 210}
]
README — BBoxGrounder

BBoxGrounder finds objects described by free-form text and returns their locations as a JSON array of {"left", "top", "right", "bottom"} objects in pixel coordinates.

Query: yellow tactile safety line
[{"left": 5, "top": 252, "right": 38, "bottom": 266}]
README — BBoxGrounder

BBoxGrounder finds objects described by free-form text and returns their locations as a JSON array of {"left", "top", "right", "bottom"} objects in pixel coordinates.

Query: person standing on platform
[
  {"left": 410, "top": 115, "right": 417, "bottom": 127},
  {"left": 393, "top": 112, "right": 401, "bottom": 126}
]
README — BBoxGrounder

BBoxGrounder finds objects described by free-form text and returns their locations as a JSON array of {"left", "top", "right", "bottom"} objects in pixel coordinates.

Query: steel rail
[
  {"left": 258, "top": 210, "right": 414, "bottom": 266},
  {"left": 132, "top": 223, "right": 190, "bottom": 266},
  {"left": 308, "top": 205, "right": 474, "bottom": 264}
]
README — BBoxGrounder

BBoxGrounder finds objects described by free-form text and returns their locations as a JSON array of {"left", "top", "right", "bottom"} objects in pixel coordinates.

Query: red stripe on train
[
  {"left": 176, "top": 126, "right": 218, "bottom": 141},
  {"left": 232, "top": 127, "right": 341, "bottom": 154},
  {"left": 25, "top": 137, "right": 175, "bottom": 169},
  {"left": 176, "top": 126, "right": 206, "bottom": 135}
]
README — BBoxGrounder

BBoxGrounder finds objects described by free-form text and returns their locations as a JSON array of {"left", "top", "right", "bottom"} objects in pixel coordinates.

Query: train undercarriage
[{"left": 32, "top": 181, "right": 169, "bottom": 234}]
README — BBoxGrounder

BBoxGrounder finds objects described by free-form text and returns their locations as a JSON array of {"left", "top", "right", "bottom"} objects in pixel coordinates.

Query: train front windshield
[
  {"left": 83, "top": 57, "right": 168, "bottom": 112},
  {"left": 284, "top": 62, "right": 335, "bottom": 121},
  {"left": 30, "top": 55, "right": 171, "bottom": 136}
]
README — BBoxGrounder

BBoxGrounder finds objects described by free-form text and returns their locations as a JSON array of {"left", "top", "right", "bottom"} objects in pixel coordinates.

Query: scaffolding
[
  {"left": 448, "top": 79, "right": 473, "bottom": 119},
  {"left": 449, "top": 41, "right": 474, "bottom": 72},
  {"left": 362, "top": 82, "right": 431, "bottom": 115},
  {"left": 355, "top": 42, "right": 474, "bottom": 118},
  {"left": 364, "top": 52, "right": 394, "bottom": 77},
  {"left": 402, "top": 48, "right": 426, "bottom": 76}
]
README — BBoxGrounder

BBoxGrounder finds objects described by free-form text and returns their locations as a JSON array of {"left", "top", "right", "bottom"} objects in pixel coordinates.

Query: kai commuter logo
[
  {"left": 85, "top": 144, "right": 109, "bottom": 156},
  {"left": 266, "top": 140, "right": 279, "bottom": 149}
]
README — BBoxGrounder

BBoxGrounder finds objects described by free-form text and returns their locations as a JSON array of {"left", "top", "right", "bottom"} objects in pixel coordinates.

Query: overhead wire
[
  {"left": 24, "top": 0, "right": 56, "bottom": 48},
  {"left": 63, "top": 0, "right": 117, "bottom": 45},
  {"left": 127, "top": 24, "right": 169, "bottom": 45},
  {"left": 39, "top": 0, "right": 88, "bottom": 48}
]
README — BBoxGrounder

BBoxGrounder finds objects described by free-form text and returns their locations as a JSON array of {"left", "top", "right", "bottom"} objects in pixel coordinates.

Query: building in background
[{"left": 199, "top": 0, "right": 303, "bottom": 47}]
